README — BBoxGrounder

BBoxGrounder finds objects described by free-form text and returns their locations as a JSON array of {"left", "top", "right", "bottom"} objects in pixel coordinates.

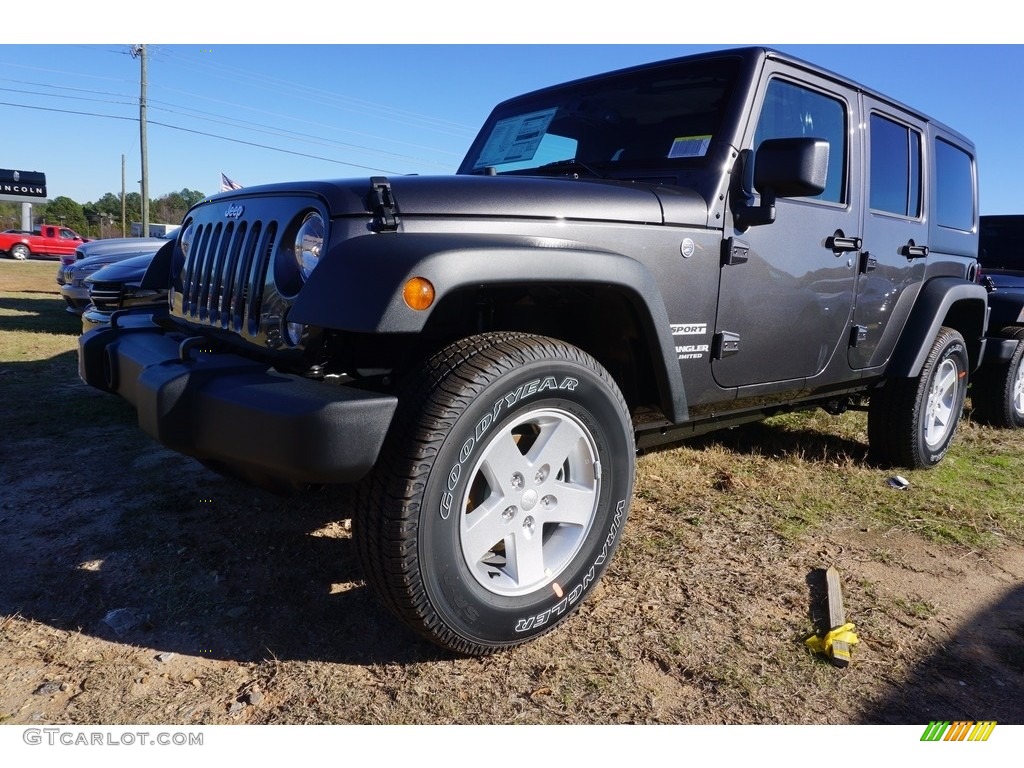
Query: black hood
[{"left": 85, "top": 253, "right": 156, "bottom": 284}]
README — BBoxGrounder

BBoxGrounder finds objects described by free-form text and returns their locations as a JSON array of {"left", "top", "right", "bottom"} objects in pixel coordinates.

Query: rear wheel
[
  {"left": 355, "top": 333, "right": 635, "bottom": 655},
  {"left": 10, "top": 244, "right": 29, "bottom": 260},
  {"left": 868, "top": 326, "right": 968, "bottom": 468},
  {"left": 971, "top": 326, "right": 1024, "bottom": 428}
]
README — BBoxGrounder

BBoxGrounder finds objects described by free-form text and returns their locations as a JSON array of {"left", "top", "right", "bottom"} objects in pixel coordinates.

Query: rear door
[{"left": 848, "top": 99, "right": 929, "bottom": 369}]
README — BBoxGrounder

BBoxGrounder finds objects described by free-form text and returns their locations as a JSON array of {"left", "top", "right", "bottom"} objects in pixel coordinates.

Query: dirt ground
[{"left": 2, "top": 364, "right": 1023, "bottom": 727}]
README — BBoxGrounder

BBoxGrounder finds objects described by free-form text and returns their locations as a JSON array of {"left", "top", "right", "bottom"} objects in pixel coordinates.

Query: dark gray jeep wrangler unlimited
[{"left": 80, "top": 47, "right": 987, "bottom": 654}]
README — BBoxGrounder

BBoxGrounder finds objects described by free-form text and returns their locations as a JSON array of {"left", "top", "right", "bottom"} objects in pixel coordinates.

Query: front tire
[
  {"left": 971, "top": 326, "right": 1024, "bottom": 428},
  {"left": 355, "top": 333, "right": 635, "bottom": 655},
  {"left": 868, "top": 326, "right": 969, "bottom": 469},
  {"left": 10, "top": 244, "right": 29, "bottom": 260}
]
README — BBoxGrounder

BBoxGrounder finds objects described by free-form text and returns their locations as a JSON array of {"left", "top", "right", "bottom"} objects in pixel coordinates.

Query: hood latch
[{"left": 368, "top": 176, "right": 400, "bottom": 232}]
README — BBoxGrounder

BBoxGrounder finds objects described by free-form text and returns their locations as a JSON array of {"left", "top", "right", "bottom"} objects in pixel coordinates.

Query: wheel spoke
[
  {"left": 506, "top": 528, "right": 547, "bottom": 587},
  {"left": 537, "top": 482, "right": 597, "bottom": 528},
  {"left": 926, "top": 402, "right": 951, "bottom": 443},
  {"left": 478, "top": 431, "right": 529, "bottom": 494},
  {"left": 528, "top": 417, "right": 585, "bottom": 470},
  {"left": 461, "top": 498, "right": 513, "bottom": 566},
  {"left": 934, "top": 365, "right": 957, "bottom": 397}
]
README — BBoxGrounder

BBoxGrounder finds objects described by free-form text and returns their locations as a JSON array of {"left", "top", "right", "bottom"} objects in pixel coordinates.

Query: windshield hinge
[
  {"left": 368, "top": 176, "right": 400, "bottom": 232},
  {"left": 721, "top": 237, "right": 750, "bottom": 266}
]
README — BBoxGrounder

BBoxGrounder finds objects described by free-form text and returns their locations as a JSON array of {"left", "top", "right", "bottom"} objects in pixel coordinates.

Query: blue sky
[{"left": 4, "top": 13, "right": 1022, "bottom": 215}]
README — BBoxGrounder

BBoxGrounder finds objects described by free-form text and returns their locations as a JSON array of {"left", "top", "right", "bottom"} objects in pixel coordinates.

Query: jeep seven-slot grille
[
  {"left": 180, "top": 218, "right": 278, "bottom": 335},
  {"left": 88, "top": 281, "right": 123, "bottom": 312}
]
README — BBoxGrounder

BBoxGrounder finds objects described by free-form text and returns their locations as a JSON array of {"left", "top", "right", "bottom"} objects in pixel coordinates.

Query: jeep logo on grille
[{"left": 225, "top": 204, "right": 245, "bottom": 219}]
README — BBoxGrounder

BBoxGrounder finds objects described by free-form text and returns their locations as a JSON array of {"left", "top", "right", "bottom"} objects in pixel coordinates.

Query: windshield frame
[{"left": 457, "top": 52, "right": 747, "bottom": 180}]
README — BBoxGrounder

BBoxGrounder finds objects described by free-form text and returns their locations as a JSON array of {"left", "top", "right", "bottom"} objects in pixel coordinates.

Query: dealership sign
[{"left": 0, "top": 169, "right": 47, "bottom": 199}]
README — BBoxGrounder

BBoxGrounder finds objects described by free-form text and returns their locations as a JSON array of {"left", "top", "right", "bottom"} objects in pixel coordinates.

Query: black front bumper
[{"left": 78, "top": 319, "right": 397, "bottom": 485}]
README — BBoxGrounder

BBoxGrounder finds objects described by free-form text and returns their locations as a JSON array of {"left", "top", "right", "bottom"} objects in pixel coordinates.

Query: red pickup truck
[{"left": 0, "top": 224, "right": 89, "bottom": 260}]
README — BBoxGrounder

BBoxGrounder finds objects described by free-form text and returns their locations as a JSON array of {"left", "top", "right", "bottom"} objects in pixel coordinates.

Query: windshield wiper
[{"left": 534, "top": 159, "right": 605, "bottom": 179}]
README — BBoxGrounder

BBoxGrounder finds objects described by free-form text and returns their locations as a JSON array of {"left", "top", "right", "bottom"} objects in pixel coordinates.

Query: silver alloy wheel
[
  {"left": 459, "top": 407, "right": 601, "bottom": 597},
  {"left": 924, "top": 358, "right": 959, "bottom": 448},
  {"left": 1013, "top": 360, "right": 1024, "bottom": 418},
  {"left": 10, "top": 244, "right": 28, "bottom": 260}
]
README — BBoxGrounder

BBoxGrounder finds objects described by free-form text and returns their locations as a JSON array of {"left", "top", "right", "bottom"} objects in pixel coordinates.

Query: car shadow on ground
[
  {"left": 0, "top": 460, "right": 452, "bottom": 667},
  {"left": 683, "top": 418, "right": 871, "bottom": 465},
  {"left": 0, "top": 351, "right": 451, "bottom": 667},
  {"left": 859, "top": 582, "right": 1024, "bottom": 724},
  {"left": 0, "top": 296, "right": 81, "bottom": 334}
]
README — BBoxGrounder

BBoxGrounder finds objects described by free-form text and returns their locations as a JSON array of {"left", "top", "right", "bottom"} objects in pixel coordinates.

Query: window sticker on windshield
[
  {"left": 668, "top": 134, "right": 712, "bottom": 158},
  {"left": 474, "top": 108, "right": 558, "bottom": 168}
]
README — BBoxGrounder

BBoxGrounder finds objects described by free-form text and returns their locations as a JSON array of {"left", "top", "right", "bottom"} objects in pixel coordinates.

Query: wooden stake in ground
[{"left": 826, "top": 566, "right": 851, "bottom": 667}]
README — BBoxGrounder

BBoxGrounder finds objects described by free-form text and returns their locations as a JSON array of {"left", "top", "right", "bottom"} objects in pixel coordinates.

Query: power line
[
  {"left": 0, "top": 77, "right": 456, "bottom": 167},
  {"left": 0, "top": 101, "right": 406, "bottom": 175},
  {"left": 149, "top": 45, "right": 477, "bottom": 136},
  {"left": 0, "top": 64, "right": 465, "bottom": 168}
]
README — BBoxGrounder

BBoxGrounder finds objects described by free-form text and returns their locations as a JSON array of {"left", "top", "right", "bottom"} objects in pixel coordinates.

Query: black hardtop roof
[{"left": 492, "top": 46, "right": 969, "bottom": 146}]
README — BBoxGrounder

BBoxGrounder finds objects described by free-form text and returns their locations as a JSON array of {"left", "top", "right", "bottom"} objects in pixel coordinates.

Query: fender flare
[
  {"left": 290, "top": 232, "right": 688, "bottom": 422},
  {"left": 885, "top": 278, "right": 989, "bottom": 377},
  {"left": 140, "top": 239, "right": 176, "bottom": 289}
]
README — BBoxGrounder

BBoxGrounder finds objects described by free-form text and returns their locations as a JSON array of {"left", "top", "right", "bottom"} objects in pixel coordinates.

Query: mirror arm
[{"left": 734, "top": 188, "right": 776, "bottom": 230}]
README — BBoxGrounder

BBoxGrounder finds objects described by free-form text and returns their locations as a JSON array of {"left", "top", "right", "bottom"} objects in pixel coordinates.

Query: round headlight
[
  {"left": 295, "top": 212, "right": 325, "bottom": 280},
  {"left": 179, "top": 222, "right": 195, "bottom": 260}
]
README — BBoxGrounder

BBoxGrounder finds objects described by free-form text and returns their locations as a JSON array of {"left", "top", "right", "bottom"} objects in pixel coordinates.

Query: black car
[
  {"left": 81, "top": 252, "right": 167, "bottom": 332},
  {"left": 973, "top": 215, "right": 1024, "bottom": 427}
]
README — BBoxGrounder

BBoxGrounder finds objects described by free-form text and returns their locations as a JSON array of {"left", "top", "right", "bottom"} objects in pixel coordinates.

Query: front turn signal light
[{"left": 403, "top": 277, "right": 435, "bottom": 310}]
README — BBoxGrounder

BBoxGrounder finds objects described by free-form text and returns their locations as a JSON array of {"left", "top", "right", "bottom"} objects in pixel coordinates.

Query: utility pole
[
  {"left": 131, "top": 44, "right": 149, "bottom": 237},
  {"left": 121, "top": 154, "right": 126, "bottom": 237}
]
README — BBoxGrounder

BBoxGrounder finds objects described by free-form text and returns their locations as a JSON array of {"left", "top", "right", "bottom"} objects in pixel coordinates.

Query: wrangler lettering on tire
[{"left": 355, "top": 333, "right": 635, "bottom": 655}]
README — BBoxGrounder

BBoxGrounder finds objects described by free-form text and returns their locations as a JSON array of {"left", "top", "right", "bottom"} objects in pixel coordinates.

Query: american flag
[{"left": 220, "top": 173, "right": 243, "bottom": 192}]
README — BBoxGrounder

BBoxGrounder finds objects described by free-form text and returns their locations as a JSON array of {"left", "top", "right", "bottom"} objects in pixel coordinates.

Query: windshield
[{"left": 459, "top": 56, "right": 742, "bottom": 177}]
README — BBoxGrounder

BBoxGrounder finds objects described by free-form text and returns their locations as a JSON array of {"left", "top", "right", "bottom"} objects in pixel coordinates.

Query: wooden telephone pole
[{"left": 131, "top": 44, "right": 149, "bottom": 237}]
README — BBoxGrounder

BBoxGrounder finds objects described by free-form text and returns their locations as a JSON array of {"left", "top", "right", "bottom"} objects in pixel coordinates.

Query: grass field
[{"left": 2, "top": 257, "right": 1022, "bottom": 730}]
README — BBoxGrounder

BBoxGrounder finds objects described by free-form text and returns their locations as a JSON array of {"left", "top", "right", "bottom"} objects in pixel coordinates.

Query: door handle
[
  {"left": 900, "top": 240, "right": 929, "bottom": 259},
  {"left": 826, "top": 231, "right": 862, "bottom": 253}
]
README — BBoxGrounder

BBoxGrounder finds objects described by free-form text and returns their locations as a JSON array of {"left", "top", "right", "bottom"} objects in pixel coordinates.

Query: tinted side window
[
  {"left": 754, "top": 79, "right": 846, "bottom": 204},
  {"left": 935, "top": 138, "right": 974, "bottom": 231},
  {"left": 870, "top": 114, "right": 921, "bottom": 217}
]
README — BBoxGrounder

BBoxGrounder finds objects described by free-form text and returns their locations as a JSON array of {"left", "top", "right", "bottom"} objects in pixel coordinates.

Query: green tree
[
  {"left": 180, "top": 188, "right": 206, "bottom": 207},
  {"left": 0, "top": 201, "right": 22, "bottom": 230},
  {"left": 38, "top": 196, "right": 87, "bottom": 234},
  {"left": 151, "top": 188, "right": 206, "bottom": 226},
  {"left": 92, "top": 192, "right": 123, "bottom": 218},
  {"left": 123, "top": 192, "right": 142, "bottom": 229}
]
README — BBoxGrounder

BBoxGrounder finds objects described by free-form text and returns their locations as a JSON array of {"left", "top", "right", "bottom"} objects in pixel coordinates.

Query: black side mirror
[{"left": 734, "top": 137, "right": 830, "bottom": 229}]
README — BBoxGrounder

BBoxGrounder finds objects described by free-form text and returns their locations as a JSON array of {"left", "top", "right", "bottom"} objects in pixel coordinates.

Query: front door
[{"left": 713, "top": 71, "right": 861, "bottom": 388}]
